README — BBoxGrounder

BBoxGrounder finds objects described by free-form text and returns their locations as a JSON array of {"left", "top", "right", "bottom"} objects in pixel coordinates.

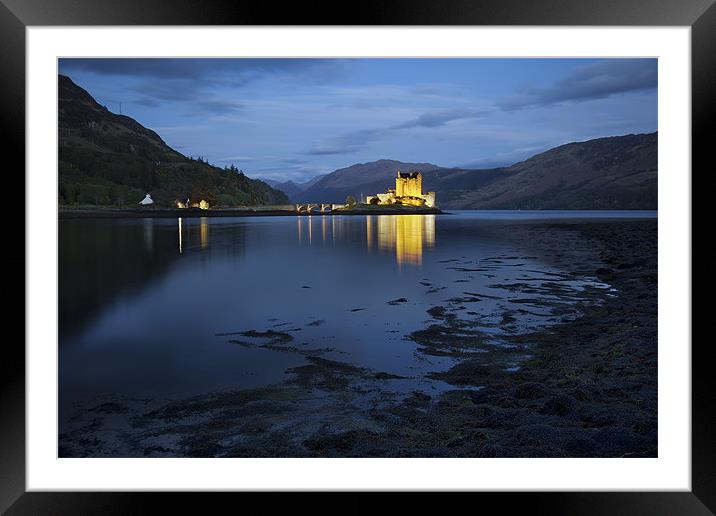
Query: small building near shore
[
  {"left": 176, "top": 198, "right": 210, "bottom": 209},
  {"left": 139, "top": 193, "right": 154, "bottom": 205},
  {"left": 366, "top": 171, "right": 436, "bottom": 207}
]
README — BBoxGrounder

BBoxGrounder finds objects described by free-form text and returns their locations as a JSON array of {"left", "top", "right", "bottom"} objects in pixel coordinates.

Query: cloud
[
  {"left": 305, "top": 128, "right": 388, "bottom": 155},
  {"left": 305, "top": 146, "right": 363, "bottom": 156},
  {"left": 60, "top": 58, "right": 352, "bottom": 117},
  {"left": 217, "top": 155, "right": 258, "bottom": 162},
  {"left": 249, "top": 164, "right": 333, "bottom": 184},
  {"left": 190, "top": 99, "right": 244, "bottom": 115},
  {"left": 132, "top": 97, "right": 160, "bottom": 108},
  {"left": 129, "top": 79, "right": 200, "bottom": 102},
  {"left": 393, "top": 107, "right": 489, "bottom": 129},
  {"left": 59, "top": 58, "right": 351, "bottom": 82},
  {"left": 304, "top": 105, "right": 491, "bottom": 156},
  {"left": 114, "top": 78, "right": 242, "bottom": 115},
  {"left": 458, "top": 144, "right": 551, "bottom": 169},
  {"left": 498, "top": 59, "right": 657, "bottom": 110},
  {"left": 410, "top": 85, "right": 444, "bottom": 96}
]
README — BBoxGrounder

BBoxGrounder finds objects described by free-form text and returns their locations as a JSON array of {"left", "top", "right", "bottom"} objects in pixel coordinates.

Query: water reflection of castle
[
  {"left": 296, "top": 214, "right": 436, "bottom": 267},
  {"left": 368, "top": 215, "right": 435, "bottom": 267}
]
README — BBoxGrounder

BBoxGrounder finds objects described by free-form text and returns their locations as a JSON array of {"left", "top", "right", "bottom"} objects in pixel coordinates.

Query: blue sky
[{"left": 59, "top": 58, "right": 657, "bottom": 184}]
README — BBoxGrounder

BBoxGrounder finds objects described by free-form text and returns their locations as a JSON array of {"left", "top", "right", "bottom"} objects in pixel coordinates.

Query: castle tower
[
  {"left": 396, "top": 171, "right": 423, "bottom": 198},
  {"left": 395, "top": 171, "right": 405, "bottom": 197},
  {"left": 407, "top": 172, "right": 422, "bottom": 197}
]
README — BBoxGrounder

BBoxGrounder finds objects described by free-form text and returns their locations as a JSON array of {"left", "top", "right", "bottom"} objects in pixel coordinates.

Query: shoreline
[
  {"left": 56, "top": 207, "right": 657, "bottom": 220},
  {"left": 58, "top": 206, "right": 445, "bottom": 219}
]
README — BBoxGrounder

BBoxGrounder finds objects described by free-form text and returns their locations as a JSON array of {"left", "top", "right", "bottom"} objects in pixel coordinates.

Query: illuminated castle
[{"left": 365, "top": 171, "right": 436, "bottom": 207}]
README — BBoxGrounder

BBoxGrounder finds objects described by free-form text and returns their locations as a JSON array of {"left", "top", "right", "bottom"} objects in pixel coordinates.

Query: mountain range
[
  {"left": 289, "top": 133, "right": 657, "bottom": 209},
  {"left": 58, "top": 75, "right": 288, "bottom": 207},
  {"left": 59, "top": 74, "right": 656, "bottom": 211},
  {"left": 263, "top": 175, "right": 325, "bottom": 200}
]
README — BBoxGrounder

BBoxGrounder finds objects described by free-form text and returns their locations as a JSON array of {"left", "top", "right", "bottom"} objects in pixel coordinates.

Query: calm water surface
[{"left": 59, "top": 210, "right": 656, "bottom": 427}]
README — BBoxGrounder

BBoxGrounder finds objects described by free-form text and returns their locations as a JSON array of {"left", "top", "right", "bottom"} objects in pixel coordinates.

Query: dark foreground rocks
[{"left": 413, "top": 220, "right": 657, "bottom": 457}]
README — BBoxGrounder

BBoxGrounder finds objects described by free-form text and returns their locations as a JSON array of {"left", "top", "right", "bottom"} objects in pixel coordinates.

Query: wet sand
[{"left": 59, "top": 219, "right": 656, "bottom": 457}]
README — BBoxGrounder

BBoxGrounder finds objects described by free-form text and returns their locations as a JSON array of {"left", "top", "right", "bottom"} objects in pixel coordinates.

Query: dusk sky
[{"left": 58, "top": 58, "right": 657, "bottom": 184}]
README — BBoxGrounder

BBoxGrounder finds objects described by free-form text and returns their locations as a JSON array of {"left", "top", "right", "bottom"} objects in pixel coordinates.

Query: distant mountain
[
  {"left": 296, "top": 134, "right": 657, "bottom": 209},
  {"left": 58, "top": 74, "right": 288, "bottom": 207},
  {"left": 271, "top": 180, "right": 304, "bottom": 202},
  {"left": 263, "top": 175, "right": 328, "bottom": 202},
  {"left": 299, "top": 174, "right": 326, "bottom": 191}
]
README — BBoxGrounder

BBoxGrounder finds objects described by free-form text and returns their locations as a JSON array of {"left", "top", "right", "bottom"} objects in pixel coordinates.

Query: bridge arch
[{"left": 296, "top": 203, "right": 319, "bottom": 213}]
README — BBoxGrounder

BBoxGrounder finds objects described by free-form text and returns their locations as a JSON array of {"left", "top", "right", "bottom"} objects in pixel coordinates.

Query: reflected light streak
[
  {"left": 371, "top": 215, "right": 435, "bottom": 268},
  {"left": 424, "top": 215, "right": 436, "bottom": 248},
  {"left": 366, "top": 215, "right": 373, "bottom": 251},
  {"left": 200, "top": 217, "right": 209, "bottom": 250},
  {"left": 178, "top": 217, "right": 183, "bottom": 254}
]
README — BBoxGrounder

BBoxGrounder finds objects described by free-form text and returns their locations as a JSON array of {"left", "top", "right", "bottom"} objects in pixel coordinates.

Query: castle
[{"left": 365, "top": 171, "right": 436, "bottom": 208}]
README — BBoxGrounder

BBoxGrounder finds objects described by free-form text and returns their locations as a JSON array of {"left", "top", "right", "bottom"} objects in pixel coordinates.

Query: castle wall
[{"left": 422, "top": 191, "right": 436, "bottom": 208}]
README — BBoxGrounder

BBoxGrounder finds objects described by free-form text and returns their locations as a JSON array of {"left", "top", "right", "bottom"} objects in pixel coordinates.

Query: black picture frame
[{"left": 4, "top": 0, "right": 710, "bottom": 512}]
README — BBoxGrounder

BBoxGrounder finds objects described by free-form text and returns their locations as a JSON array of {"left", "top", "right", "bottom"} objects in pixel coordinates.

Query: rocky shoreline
[
  {"left": 407, "top": 220, "right": 657, "bottom": 457},
  {"left": 58, "top": 205, "right": 444, "bottom": 219},
  {"left": 59, "top": 219, "right": 657, "bottom": 457}
]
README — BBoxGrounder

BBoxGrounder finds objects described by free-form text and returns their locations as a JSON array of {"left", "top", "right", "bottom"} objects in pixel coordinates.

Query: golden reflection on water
[
  {"left": 200, "top": 217, "right": 209, "bottom": 250},
  {"left": 366, "top": 215, "right": 374, "bottom": 251},
  {"left": 178, "top": 217, "right": 210, "bottom": 253},
  {"left": 373, "top": 215, "right": 435, "bottom": 267},
  {"left": 297, "top": 214, "right": 435, "bottom": 267}
]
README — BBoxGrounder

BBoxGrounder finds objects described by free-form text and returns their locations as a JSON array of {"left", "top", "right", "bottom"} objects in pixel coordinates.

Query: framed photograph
[{"left": 5, "top": 0, "right": 710, "bottom": 511}]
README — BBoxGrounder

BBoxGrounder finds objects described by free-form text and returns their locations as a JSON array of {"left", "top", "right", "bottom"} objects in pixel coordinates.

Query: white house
[{"left": 139, "top": 193, "right": 154, "bottom": 205}]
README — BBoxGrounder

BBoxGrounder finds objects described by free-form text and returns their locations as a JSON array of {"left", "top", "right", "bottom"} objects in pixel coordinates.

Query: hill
[
  {"left": 58, "top": 74, "right": 288, "bottom": 207},
  {"left": 268, "top": 180, "right": 305, "bottom": 202},
  {"left": 445, "top": 133, "right": 657, "bottom": 209},
  {"left": 295, "top": 133, "right": 657, "bottom": 209}
]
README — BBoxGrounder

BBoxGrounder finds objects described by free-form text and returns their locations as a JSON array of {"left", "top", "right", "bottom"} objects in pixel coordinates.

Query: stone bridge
[{"left": 295, "top": 203, "right": 343, "bottom": 213}]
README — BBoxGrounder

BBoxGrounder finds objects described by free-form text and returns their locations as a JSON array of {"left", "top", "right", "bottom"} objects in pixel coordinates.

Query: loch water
[{"left": 59, "top": 210, "right": 656, "bottom": 429}]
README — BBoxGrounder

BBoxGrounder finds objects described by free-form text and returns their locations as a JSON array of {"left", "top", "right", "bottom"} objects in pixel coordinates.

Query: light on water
[
  {"left": 200, "top": 217, "right": 209, "bottom": 250},
  {"left": 296, "top": 214, "right": 436, "bottom": 268},
  {"left": 59, "top": 210, "right": 654, "bottom": 430}
]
